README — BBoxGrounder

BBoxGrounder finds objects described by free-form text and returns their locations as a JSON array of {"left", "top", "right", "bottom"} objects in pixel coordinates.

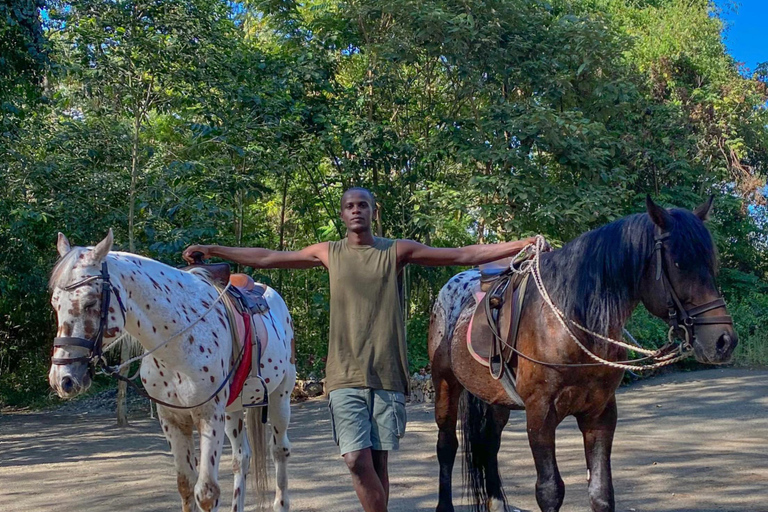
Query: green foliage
[
  {"left": 0, "top": 0, "right": 47, "bottom": 134},
  {"left": 2, "top": 0, "right": 767, "bottom": 405},
  {"left": 722, "top": 270, "right": 768, "bottom": 366}
]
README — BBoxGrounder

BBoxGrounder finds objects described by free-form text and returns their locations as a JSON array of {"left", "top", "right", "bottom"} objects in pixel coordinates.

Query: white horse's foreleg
[
  {"left": 225, "top": 411, "right": 251, "bottom": 512},
  {"left": 269, "top": 366, "right": 296, "bottom": 512},
  {"left": 194, "top": 405, "right": 227, "bottom": 512},
  {"left": 157, "top": 406, "right": 197, "bottom": 512}
]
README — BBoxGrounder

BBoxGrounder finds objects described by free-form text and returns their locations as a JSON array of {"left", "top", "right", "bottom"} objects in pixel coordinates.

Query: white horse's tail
[{"left": 247, "top": 408, "right": 270, "bottom": 510}]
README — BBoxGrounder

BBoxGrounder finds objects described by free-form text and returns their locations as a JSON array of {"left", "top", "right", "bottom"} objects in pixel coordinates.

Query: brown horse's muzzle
[{"left": 691, "top": 326, "right": 738, "bottom": 364}]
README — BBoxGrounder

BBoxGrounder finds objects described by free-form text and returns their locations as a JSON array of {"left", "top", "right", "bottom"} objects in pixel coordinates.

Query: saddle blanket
[{"left": 224, "top": 286, "right": 270, "bottom": 411}]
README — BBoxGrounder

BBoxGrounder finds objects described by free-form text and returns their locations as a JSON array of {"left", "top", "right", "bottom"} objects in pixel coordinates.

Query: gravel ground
[{"left": 1, "top": 368, "right": 766, "bottom": 512}]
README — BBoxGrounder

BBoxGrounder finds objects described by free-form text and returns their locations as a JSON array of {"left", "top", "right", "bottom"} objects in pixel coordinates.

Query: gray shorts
[{"left": 328, "top": 388, "right": 407, "bottom": 455}]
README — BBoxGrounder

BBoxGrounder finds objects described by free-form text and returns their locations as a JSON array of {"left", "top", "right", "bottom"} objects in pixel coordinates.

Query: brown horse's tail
[{"left": 459, "top": 390, "right": 507, "bottom": 512}]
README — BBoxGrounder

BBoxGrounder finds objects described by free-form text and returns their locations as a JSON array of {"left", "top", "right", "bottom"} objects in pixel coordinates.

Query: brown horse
[{"left": 428, "top": 196, "right": 738, "bottom": 512}]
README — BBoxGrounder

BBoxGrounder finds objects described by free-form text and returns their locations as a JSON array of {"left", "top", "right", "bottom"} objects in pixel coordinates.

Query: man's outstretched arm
[
  {"left": 182, "top": 242, "right": 330, "bottom": 269},
  {"left": 397, "top": 237, "right": 541, "bottom": 267}
]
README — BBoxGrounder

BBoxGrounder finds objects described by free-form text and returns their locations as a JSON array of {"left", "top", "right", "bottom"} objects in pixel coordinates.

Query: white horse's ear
[
  {"left": 57, "top": 232, "right": 71, "bottom": 257},
  {"left": 91, "top": 229, "right": 114, "bottom": 262},
  {"left": 693, "top": 195, "right": 714, "bottom": 222}
]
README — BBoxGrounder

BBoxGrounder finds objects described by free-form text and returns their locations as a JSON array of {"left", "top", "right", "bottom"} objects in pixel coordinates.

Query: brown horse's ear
[
  {"left": 91, "top": 229, "right": 114, "bottom": 262},
  {"left": 693, "top": 195, "right": 714, "bottom": 222},
  {"left": 57, "top": 232, "right": 71, "bottom": 257},
  {"left": 646, "top": 195, "right": 673, "bottom": 230}
]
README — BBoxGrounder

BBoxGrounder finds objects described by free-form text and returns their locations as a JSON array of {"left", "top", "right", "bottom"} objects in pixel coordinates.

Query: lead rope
[{"left": 513, "top": 236, "right": 692, "bottom": 371}]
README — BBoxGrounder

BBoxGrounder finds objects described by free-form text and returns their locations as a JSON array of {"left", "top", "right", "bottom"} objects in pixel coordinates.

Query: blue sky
[{"left": 717, "top": 0, "right": 767, "bottom": 72}]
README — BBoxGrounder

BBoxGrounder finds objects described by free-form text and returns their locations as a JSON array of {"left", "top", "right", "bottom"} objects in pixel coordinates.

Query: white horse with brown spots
[{"left": 48, "top": 230, "right": 296, "bottom": 512}]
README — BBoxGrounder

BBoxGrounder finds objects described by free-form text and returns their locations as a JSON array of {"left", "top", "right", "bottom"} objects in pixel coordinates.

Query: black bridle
[
  {"left": 654, "top": 229, "right": 733, "bottom": 346},
  {"left": 51, "top": 262, "right": 126, "bottom": 370}
]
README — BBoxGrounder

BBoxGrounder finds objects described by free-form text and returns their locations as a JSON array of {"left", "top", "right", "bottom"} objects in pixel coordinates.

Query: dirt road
[{"left": 1, "top": 368, "right": 766, "bottom": 512}]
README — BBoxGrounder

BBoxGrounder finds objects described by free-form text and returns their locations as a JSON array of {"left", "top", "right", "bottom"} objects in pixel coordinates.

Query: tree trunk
[
  {"left": 116, "top": 338, "right": 132, "bottom": 426},
  {"left": 119, "top": 105, "right": 141, "bottom": 427},
  {"left": 279, "top": 171, "right": 289, "bottom": 251},
  {"left": 277, "top": 171, "right": 290, "bottom": 293},
  {"left": 235, "top": 188, "right": 244, "bottom": 273},
  {"left": 372, "top": 167, "right": 384, "bottom": 237}
]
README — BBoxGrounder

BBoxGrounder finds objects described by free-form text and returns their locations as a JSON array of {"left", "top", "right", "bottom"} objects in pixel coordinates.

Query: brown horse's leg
[
  {"left": 434, "top": 371, "right": 462, "bottom": 512},
  {"left": 526, "top": 403, "right": 565, "bottom": 512},
  {"left": 576, "top": 398, "right": 617, "bottom": 512}
]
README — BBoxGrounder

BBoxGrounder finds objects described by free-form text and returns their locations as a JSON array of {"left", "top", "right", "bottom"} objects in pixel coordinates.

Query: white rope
[
  {"left": 515, "top": 236, "right": 691, "bottom": 371},
  {"left": 109, "top": 282, "right": 232, "bottom": 374}
]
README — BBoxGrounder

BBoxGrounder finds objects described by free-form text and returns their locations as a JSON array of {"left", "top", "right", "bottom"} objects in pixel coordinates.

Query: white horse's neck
[{"left": 107, "top": 252, "right": 220, "bottom": 355}]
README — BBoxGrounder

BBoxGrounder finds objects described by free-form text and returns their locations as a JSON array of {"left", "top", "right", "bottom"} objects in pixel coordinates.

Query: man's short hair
[{"left": 341, "top": 187, "right": 376, "bottom": 209}]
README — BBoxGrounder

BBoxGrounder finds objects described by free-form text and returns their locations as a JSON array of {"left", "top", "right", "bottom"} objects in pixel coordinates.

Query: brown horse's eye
[{"left": 674, "top": 262, "right": 680, "bottom": 269}]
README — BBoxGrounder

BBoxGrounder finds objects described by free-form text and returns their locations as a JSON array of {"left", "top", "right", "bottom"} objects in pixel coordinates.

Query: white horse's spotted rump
[
  {"left": 49, "top": 231, "right": 295, "bottom": 512},
  {"left": 433, "top": 269, "right": 481, "bottom": 341}
]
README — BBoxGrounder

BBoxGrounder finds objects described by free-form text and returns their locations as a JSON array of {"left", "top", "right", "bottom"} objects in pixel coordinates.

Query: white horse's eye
[{"left": 84, "top": 300, "right": 98, "bottom": 310}]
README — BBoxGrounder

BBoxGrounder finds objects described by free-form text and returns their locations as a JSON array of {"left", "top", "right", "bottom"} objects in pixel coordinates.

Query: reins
[
  {"left": 500, "top": 235, "right": 721, "bottom": 371},
  {"left": 104, "top": 339, "right": 246, "bottom": 410}
]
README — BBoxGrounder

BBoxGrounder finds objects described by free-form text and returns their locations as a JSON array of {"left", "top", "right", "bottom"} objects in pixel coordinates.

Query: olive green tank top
[{"left": 325, "top": 237, "right": 408, "bottom": 394}]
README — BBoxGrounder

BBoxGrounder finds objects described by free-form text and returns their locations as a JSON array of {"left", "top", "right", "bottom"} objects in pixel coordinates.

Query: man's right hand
[{"left": 182, "top": 245, "right": 213, "bottom": 264}]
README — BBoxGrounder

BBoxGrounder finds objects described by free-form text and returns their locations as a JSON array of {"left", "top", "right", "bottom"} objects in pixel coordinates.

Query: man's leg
[
  {"left": 369, "top": 389, "right": 406, "bottom": 508},
  {"left": 343, "top": 448, "right": 388, "bottom": 512},
  {"left": 329, "top": 388, "right": 388, "bottom": 512},
  {"left": 371, "top": 449, "right": 389, "bottom": 503}
]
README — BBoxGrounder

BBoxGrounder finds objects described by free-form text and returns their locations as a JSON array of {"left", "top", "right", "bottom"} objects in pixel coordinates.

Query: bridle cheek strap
[
  {"left": 51, "top": 262, "right": 121, "bottom": 368},
  {"left": 654, "top": 230, "right": 733, "bottom": 342}
]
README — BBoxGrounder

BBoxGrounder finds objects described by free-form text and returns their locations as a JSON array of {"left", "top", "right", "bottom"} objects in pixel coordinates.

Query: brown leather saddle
[
  {"left": 183, "top": 253, "right": 269, "bottom": 315},
  {"left": 467, "top": 255, "right": 532, "bottom": 407}
]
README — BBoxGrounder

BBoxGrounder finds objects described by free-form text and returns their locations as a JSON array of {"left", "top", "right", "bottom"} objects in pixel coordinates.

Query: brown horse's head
[{"left": 642, "top": 196, "right": 737, "bottom": 364}]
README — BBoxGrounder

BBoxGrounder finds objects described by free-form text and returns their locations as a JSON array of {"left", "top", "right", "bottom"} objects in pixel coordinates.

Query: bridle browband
[
  {"left": 51, "top": 261, "right": 126, "bottom": 369},
  {"left": 654, "top": 228, "right": 733, "bottom": 346}
]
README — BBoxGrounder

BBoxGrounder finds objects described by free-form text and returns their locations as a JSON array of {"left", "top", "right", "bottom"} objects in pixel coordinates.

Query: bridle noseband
[
  {"left": 51, "top": 262, "right": 126, "bottom": 370},
  {"left": 654, "top": 229, "right": 733, "bottom": 346}
]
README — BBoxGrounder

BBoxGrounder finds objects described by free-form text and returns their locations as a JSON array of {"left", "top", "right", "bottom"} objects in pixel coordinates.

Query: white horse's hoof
[{"left": 273, "top": 497, "right": 289, "bottom": 512}]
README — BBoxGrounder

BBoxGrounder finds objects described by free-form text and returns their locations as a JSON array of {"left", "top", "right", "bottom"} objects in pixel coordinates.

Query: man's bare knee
[{"left": 343, "top": 449, "right": 373, "bottom": 475}]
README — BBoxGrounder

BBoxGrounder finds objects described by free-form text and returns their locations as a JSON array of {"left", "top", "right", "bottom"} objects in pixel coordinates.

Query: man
[{"left": 183, "top": 187, "right": 539, "bottom": 512}]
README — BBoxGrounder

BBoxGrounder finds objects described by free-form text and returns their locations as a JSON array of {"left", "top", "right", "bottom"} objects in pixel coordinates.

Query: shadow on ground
[{"left": 1, "top": 368, "right": 765, "bottom": 512}]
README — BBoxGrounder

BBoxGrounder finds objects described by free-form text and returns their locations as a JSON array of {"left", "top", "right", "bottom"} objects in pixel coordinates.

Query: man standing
[{"left": 183, "top": 187, "right": 539, "bottom": 512}]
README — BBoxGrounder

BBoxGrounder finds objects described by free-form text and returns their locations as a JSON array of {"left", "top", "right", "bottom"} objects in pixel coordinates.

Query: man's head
[{"left": 340, "top": 187, "right": 376, "bottom": 234}]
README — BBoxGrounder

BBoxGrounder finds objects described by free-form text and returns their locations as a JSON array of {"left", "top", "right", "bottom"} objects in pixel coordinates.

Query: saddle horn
[{"left": 190, "top": 251, "right": 206, "bottom": 265}]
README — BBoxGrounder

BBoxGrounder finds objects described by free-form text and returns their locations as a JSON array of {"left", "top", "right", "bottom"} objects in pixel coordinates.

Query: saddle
[
  {"left": 479, "top": 257, "right": 514, "bottom": 291},
  {"left": 183, "top": 255, "right": 270, "bottom": 316},
  {"left": 183, "top": 256, "right": 271, "bottom": 411},
  {"left": 467, "top": 254, "right": 533, "bottom": 408},
  {"left": 228, "top": 273, "right": 270, "bottom": 315}
]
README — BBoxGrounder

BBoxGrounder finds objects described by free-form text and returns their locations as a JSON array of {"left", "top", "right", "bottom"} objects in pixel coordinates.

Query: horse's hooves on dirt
[{"left": 195, "top": 480, "right": 221, "bottom": 511}]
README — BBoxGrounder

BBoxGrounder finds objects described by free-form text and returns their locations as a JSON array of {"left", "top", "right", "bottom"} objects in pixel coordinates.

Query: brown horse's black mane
[{"left": 538, "top": 209, "right": 717, "bottom": 335}]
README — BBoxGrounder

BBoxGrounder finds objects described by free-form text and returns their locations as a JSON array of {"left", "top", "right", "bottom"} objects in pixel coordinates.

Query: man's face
[{"left": 340, "top": 190, "right": 375, "bottom": 233}]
